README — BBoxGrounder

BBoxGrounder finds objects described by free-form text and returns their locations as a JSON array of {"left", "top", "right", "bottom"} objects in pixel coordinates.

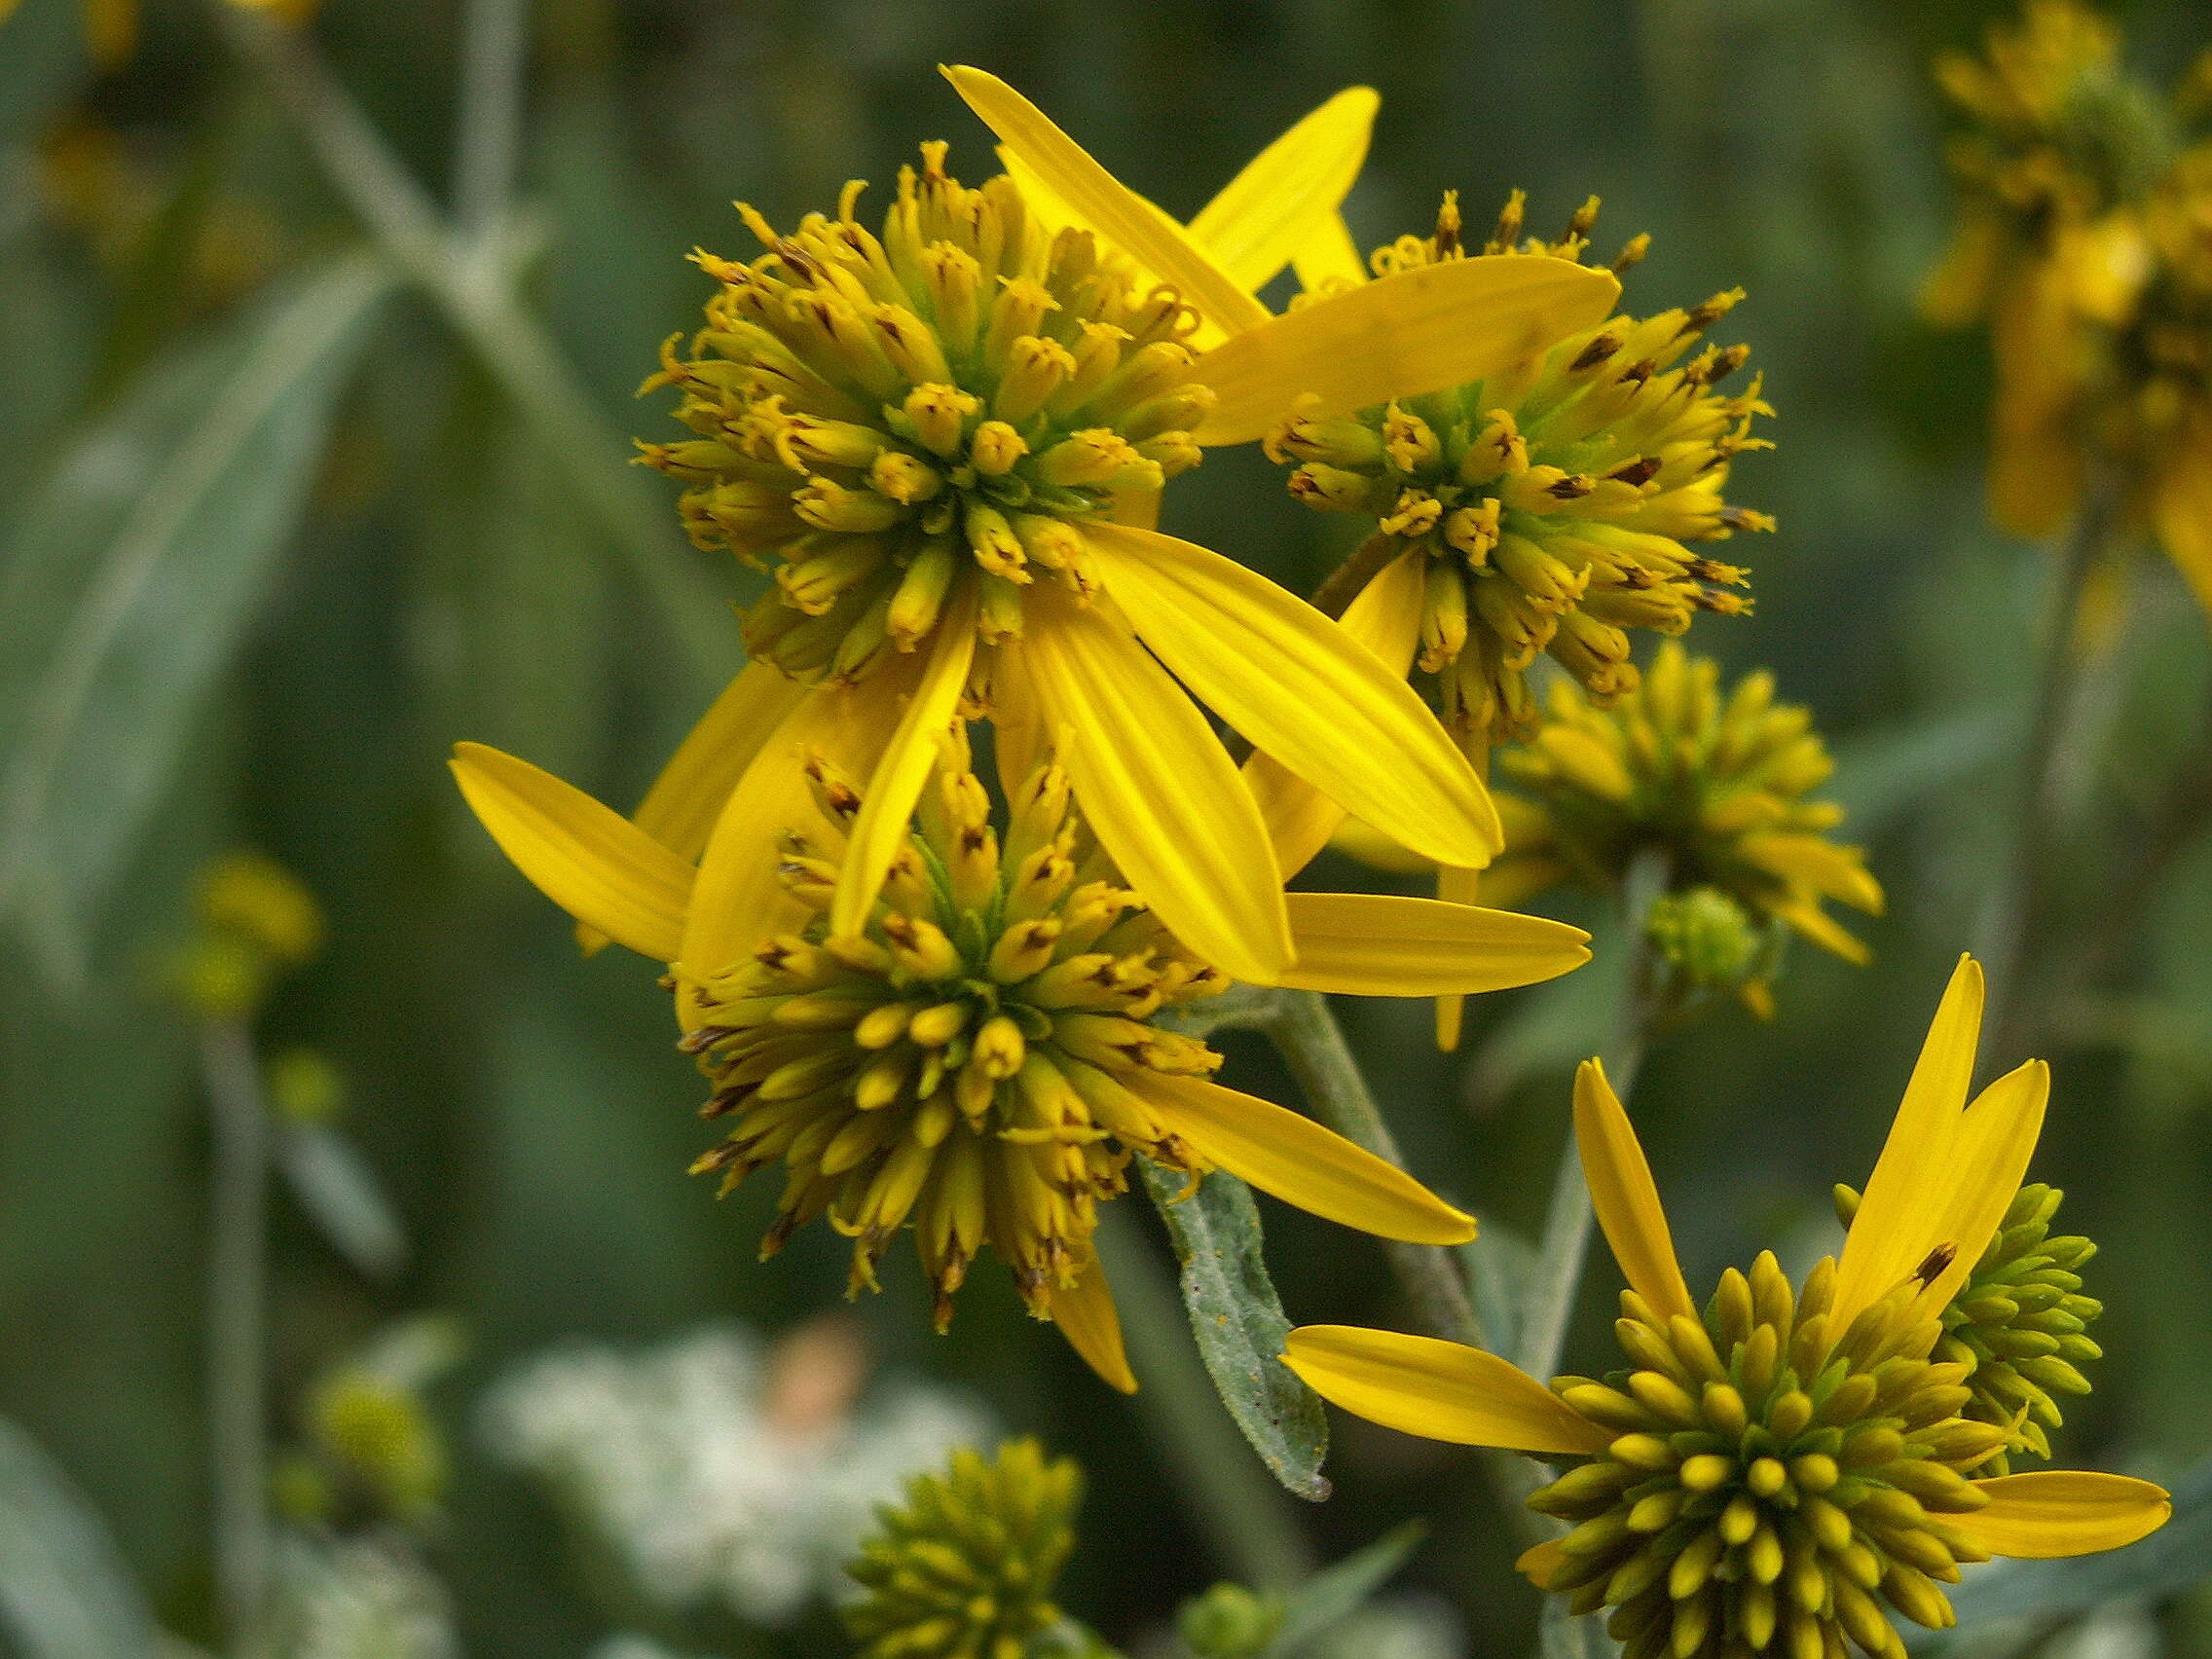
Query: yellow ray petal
[
  {"left": 2152, "top": 421, "right": 2212, "bottom": 619},
  {"left": 1916, "top": 1059, "right": 2050, "bottom": 1316},
  {"left": 632, "top": 662, "right": 814, "bottom": 861},
  {"left": 942, "top": 66, "right": 1271, "bottom": 337},
  {"left": 1087, "top": 523, "right": 1498, "bottom": 870},
  {"left": 1294, "top": 212, "right": 1369, "bottom": 294},
  {"left": 1739, "top": 831, "right": 1885, "bottom": 914},
  {"left": 1187, "top": 88, "right": 1378, "bottom": 294},
  {"left": 1018, "top": 588, "right": 1291, "bottom": 984},
  {"left": 1190, "top": 254, "right": 1621, "bottom": 446},
  {"left": 1773, "top": 897, "right": 1871, "bottom": 967},
  {"left": 682, "top": 674, "right": 908, "bottom": 1013},
  {"left": 1279, "top": 893, "right": 1589, "bottom": 997},
  {"left": 1952, "top": 1472, "right": 2172, "bottom": 1559},
  {"left": 576, "top": 662, "right": 814, "bottom": 955},
  {"left": 1129, "top": 1070, "right": 1473, "bottom": 1245},
  {"left": 1049, "top": 1242, "right": 1137, "bottom": 1393},
  {"left": 1433, "top": 863, "right": 1485, "bottom": 1054},
  {"left": 451, "top": 743, "right": 693, "bottom": 963},
  {"left": 1833, "top": 955, "right": 1985, "bottom": 1328},
  {"left": 1243, "top": 548, "right": 1427, "bottom": 879},
  {"left": 1282, "top": 1325, "right": 1611, "bottom": 1455},
  {"left": 830, "top": 590, "right": 978, "bottom": 939},
  {"left": 1573, "top": 1057, "right": 1696, "bottom": 1324}
]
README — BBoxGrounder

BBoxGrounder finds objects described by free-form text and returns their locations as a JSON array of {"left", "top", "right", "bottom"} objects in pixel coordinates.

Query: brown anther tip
[
  {"left": 1913, "top": 1243, "right": 1960, "bottom": 1286},
  {"left": 1607, "top": 456, "right": 1663, "bottom": 487}
]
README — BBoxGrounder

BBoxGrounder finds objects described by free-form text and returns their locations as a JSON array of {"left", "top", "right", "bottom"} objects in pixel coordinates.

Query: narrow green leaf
[
  {"left": 1461, "top": 1222, "right": 1541, "bottom": 1366},
  {"left": 0, "top": 1416, "right": 157, "bottom": 1659},
  {"left": 1137, "top": 1157, "right": 1331, "bottom": 1502},
  {"left": 0, "top": 253, "right": 393, "bottom": 983},
  {"left": 1266, "top": 1522, "right": 1427, "bottom": 1658},
  {"left": 278, "top": 1124, "right": 409, "bottom": 1280}
]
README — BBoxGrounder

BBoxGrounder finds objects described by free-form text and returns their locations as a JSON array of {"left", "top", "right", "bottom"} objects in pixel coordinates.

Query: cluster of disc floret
[
  {"left": 1526, "top": 1252, "right": 2009, "bottom": 1659},
  {"left": 681, "top": 737, "right": 1226, "bottom": 1327},
  {"left": 1268, "top": 193, "right": 1768, "bottom": 741},
  {"left": 1489, "top": 643, "right": 1881, "bottom": 976},
  {"left": 844, "top": 1440, "right": 1082, "bottom": 1659},
  {"left": 1837, "top": 1182, "right": 2102, "bottom": 1473},
  {"left": 639, "top": 143, "right": 1213, "bottom": 690}
]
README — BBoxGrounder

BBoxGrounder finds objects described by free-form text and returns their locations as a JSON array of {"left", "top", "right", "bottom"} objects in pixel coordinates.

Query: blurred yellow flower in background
[
  {"left": 449, "top": 728, "right": 1590, "bottom": 1388},
  {"left": 1927, "top": 0, "right": 2212, "bottom": 607},
  {"left": 1286, "top": 957, "right": 2171, "bottom": 1659}
]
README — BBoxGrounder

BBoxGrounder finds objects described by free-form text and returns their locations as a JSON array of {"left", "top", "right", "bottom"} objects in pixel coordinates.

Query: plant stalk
[
  {"left": 202, "top": 1019, "right": 273, "bottom": 1645},
  {"left": 1093, "top": 1207, "right": 1316, "bottom": 1592}
]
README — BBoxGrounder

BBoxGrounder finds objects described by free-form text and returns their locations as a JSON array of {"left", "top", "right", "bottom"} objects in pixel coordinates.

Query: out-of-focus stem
[
  {"left": 1309, "top": 531, "right": 1402, "bottom": 619},
  {"left": 1093, "top": 1208, "right": 1316, "bottom": 1591},
  {"left": 208, "top": 4, "right": 735, "bottom": 692},
  {"left": 202, "top": 1019, "right": 272, "bottom": 1645},
  {"left": 452, "top": 0, "right": 530, "bottom": 234},
  {"left": 1983, "top": 482, "right": 2119, "bottom": 1061}
]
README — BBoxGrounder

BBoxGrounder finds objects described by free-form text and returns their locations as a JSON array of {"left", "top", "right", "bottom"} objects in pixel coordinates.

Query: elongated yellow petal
[
  {"left": 1190, "top": 254, "right": 1621, "bottom": 446},
  {"left": 1018, "top": 589, "right": 1291, "bottom": 984},
  {"left": 451, "top": 743, "right": 693, "bottom": 963},
  {"left": 942, "top": 66, "right": 1272, "bottom": 337},
  {"left": 1833, "top": 956, "right": 1985, "bottom": 1328},
  {"left": 632, "top": 662, "right": 813, "bottom": 861},
  {"left": 1282, "top": 1326, "right": 1611, "bottom": 1455},
  {"left": 1243, "top": 548, "right": 1427, "bottom": 879},
  {"left": 1773, "top": 897, "right": 1872, "bottom": 967},
  {"left": 1952, "top": 1472, "right": 2172, "bottom": 1558},
  {"left": 576, "top": 662, "right": 814, "bottom": 955},
  {"left": 1087, "top": 523, "right": 1498, "bottom": 870},
  {"left": 1187, "top": 88, "right": 1378, "bottom": 294},
  {"left": 1294, "top": 212, "right": 1368, "bottom": 294},
  {"left": 1433, "top": 863, "right": 1484, "bottom": 1053},
  {"left": 830, "top": 591, "right": 978, "bottom": 939},
  {"left": 682, "top": 676, "right": 906, "bottom": 1014},
  {"left": 1129, "top": 1071, "right": 1472, "bottom": 1245},
  {"left": 1049, "top": 1243, "right": 1137, "bottom": 1393},
  {"left": 1574, "top": 1057, "right": 1696, "bottom": 1324},
  {"left": 2153, "top": 421, "right": 2212, "bottom": 618},
  {"left": 1917, "top": 1059, "right": 2049, "bottom": 1316},
  {"left": 1279, "top": 893, "right": 1588, "bottom": 997},
  {"left": 1740, "top": 831, "right": 1885, "bottom": 913}
]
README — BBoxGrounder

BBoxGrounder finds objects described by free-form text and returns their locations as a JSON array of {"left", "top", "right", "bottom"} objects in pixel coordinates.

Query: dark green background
[{"left": 2, "top": 0, "right": 2208, "bottom": 1653}]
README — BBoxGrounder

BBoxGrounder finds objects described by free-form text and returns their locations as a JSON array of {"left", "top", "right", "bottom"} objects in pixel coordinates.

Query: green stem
[
  {"left": 1982, "top": 481, "right": 2119, "bottom": 1061},
  {"left": 452, "top": 0, "right": 530, "bottom": 234},
  {"left": 1510, "top": 849, "right": 1671, "bottom": 1392},
  {"left": 1252, "top": 990, "right": 1486, "bottom": 1349},
  {"left": 1093, "top": 1207, "right": 1316, "bottom": 1591},
  {"left": 1309, "top": 531, "right": 1404, "bottom": 620},
  {"left": 202, "top": 1019, "right": 273, "bottom": 1645},
  {"left": 208, "top": 4, "right": 736, "bottom": 692}
]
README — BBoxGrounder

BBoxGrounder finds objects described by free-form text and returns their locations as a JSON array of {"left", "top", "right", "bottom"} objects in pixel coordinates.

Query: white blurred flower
[
  {"left": 479, "top": 1319, "right": 992, "bottom": 1626},
  {"left": 254, "top": 1534, "right": 457, "bottom": 1659}
]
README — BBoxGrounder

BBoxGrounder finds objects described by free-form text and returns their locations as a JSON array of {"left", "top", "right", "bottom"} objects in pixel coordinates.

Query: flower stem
[
  {"left": 1093, "top": 1207, "right": 1316, "bottom": 1591},
  {"left": 451, "top": 0, "right": 530, "bottom": 235},
  {"left": 1983, "top": 481, "right": 2119, "bottom": 1061},
  {"left": 1509, "top": 849, "right": 1671, "bottom": 1389},
  {"left": 1309, "top": 531, "right": 1403, "bottom": 619},
  {"left": 202, "top": 1019, "right": 273, "bottom": 1645}
]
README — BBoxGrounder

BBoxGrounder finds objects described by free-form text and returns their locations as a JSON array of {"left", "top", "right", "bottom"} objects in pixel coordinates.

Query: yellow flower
[
  {"left": 1926, "top": 2, "right": 2212, "bottom": 607},
  {"left": 620, "top": 72, "right": 1619, "bottom": 995},
  {"left": 844, "top": 1440, "right": 1081, "bottom": 1659},
  {"left": 449, "top": 729, "right": 1590, "bottom": 1389},
  {"left": 1489, "top": 644, "right": 1881, "bottom": 995},
  {"left": 166, "top": 850, "right": 326, "bottom": 1020},
  {"left": 1285, "top": 957, "right": 2171, "bottom": 1658},
  {"left": 1263, "top": 192, "right": 1768, "bottom": 750}
]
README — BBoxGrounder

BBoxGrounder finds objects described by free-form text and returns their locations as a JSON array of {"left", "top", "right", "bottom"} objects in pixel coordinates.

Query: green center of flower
[
  {"left": 682, "top": 740, "right": 1225, "bottom": 1324},
  {"left": 640, "top": 143, "right": 1214, "bottom": 688},
  {"left": 1529, "top": 1252, "right": 2009, "bottom": 1659},
  {"left": 1268, "top": 195, "right": 1766, "bottom": 740}
]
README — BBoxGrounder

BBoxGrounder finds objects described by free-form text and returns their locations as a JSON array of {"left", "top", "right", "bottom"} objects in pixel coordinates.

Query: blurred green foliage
[{"left": 2, "top": 0, "right": 2209, "bottom": 1654}]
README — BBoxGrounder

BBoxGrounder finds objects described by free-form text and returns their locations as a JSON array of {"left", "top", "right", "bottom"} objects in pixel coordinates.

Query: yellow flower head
[
  {"left": 450, "top": 732, "right": 1592, "bottom": 1387},
  {"left": 1267, "top": 195, "right": 1769, "bottom": 743},
  {"left": 643, "top": 143, "right": 1214, "bottom": 683},
  {"left": 1286, "top": 959, "right": 2172, "bottom": 1659},
  {"left": 1835, "top": 1181, "right": 2102, "bottom": 1475},
  {"left": 613, "top": 73, "right": 1622, "bottom": 995},
  {"left": 844, "top": 1440, "right": 1080, "bottom": 1659},
  {"left": 166, "top": 850, "right": 326, "bottom": 1020},
  {"left": 1487, "top": 644, "right": 1882, "bottom": 987}
]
